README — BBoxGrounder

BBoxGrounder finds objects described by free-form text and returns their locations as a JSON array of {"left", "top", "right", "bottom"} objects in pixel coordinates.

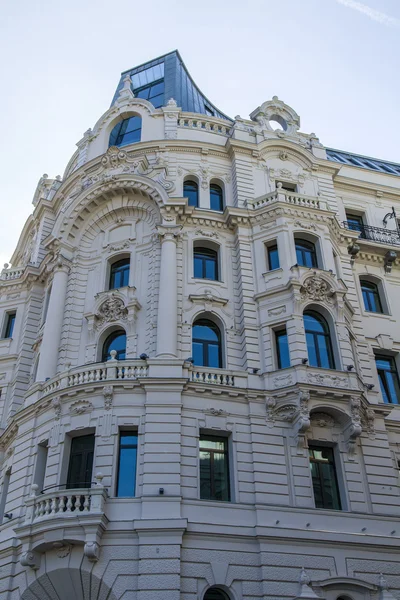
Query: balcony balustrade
[
  {"left": 188, "top": 365, "right": 248, "bottom": 388},
  {"left": 40, "top": 358, "right": 149, "bottom": 398},
  {"left": 343, "top": 221, "right": 400, "bottom": 246},
  {"left": 248, "top": 189, "right": 325, "bottom": 211}
]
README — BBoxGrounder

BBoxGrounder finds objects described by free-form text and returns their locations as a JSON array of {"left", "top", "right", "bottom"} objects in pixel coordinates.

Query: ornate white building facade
[{"left": 0, "top": 51, "right": 400, "bottom": 600}]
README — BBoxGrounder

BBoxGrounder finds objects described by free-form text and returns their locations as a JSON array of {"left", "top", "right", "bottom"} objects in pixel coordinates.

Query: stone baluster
[
  {"left": 36, "top": 256, "right": 70, "bottom": 381},
  {"left": 156, "top": 225, "right": 181, "bottom": 357}
]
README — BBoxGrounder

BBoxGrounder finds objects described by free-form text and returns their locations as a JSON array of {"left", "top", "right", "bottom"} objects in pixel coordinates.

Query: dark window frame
[
  {"left": 309, "top": 444, "right": 342, "bottom": 510},
  {"left": 346, "top": 213, "right": 366, "bottom": 238},
  {"left": 3, "top": 312, "right": 16, "bottom": 339},
  {"left": 109, "top": 258, "right": 130, "bottom": 290},
  {"left": 184, "top": 180, "right": 199, "bottom": 208},
  {"left": 199, "top": 434, "right": 230, "bottom": 502},
  {"left": 295, "top": 238, "right": 318, "bottom": 268},
  {"left": 376, "top": 354, "right": 400, "bottom": 404},
  {"left": 109, "top": 116, "right": 142, "bottom": 148},
  {"left": 304, "top": 310, "right": 335, "bottom": 369},
  {"left": 116, "top": 431, "right": 138, "bottom": 497},
  {"left": 360, "top": 279, "right": 383, "bottom": 313},
  {"left": 192, "top": 319, "right": 223, "bottom": 368},
  {"left": 194, "top": 247, "right": 219, "bottom": 281},
  {"left": 66, "top": 434, "right": 95, "bottom": 490},
  {"left": 102, "top": 330, "right": 127, "bottom": 361},
  {"left": 267, "top": 244, "right": 280, "bottom": 271},
  {"left": 275, "top": 328, "right": 290, "bottom": 369},
  {"left": 133, "top": 77, "right": 165, "bottom": 108},
  {"left": 210, "top": 184, "right": 224, "bottom": 212}
]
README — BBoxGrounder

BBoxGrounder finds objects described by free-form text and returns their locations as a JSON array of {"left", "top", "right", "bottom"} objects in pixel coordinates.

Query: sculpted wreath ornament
[{"left": 300, "top": 274, "right": 335, "bottom": 304}]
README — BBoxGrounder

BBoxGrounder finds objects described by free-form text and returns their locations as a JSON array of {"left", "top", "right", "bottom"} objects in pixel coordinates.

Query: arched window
[
  {"left": 194, "top": 247, "right": 219, "bottom": 280},
  {"left": 210, "top": 183, "right": 224, "bottom": 211},
  {"left": 304, "top": 311, "right": 335, "bottom": 369},
  {"left": 184, "top": 180, "right": 199, "bottom": 207},
  {"left": 360, "top": 279, "right": 383, "bottom": 313},
  {"left": 102, "top": 330, "right": 126, "bottom": 361},
  {"left": 203, "top": 588, "right": 230, "bottom": 600},
  {"left": 192, "top": 319, "right": 222, "bottom": 368},
  {"left": 109, "top": 258, "right": 130, "bottom": 290},
  {"left": 109, "top": 116, "right": 142, "bottom": 148},
  {"left": 295, "top": 239, "right": 318, "bottom": 268}
]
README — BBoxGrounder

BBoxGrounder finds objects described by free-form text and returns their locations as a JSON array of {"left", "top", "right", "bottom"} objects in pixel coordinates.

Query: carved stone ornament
[
  {"left": 361, "top": 407, "right": 375, "bottom": 437},
  {"left": 52, "top": 396, "right": 61, "bottom": 420},
  {"left": 275, "top": 404, "right": 298, "bottom": 422},
  {"left": 206, "top": 408, "right": 226, "bottom": 416},
  {"left": 347, "top": 396, "right": 363, "bottom": 458},
  {"left": 103, "top": 385, "right": 113, "bottom": 410},
  {"left": 53, "top": 542, "right": 72, "bottom": 558},
  {"left": 307, "top": 372, "right": 349, "bottom": 389},
  {"left": 194, "top": 228, "right": 219, "bottom": 239},
  {"left": 296, "top": 390, "right": 311, "bottom": 451},
  {"left": 70, "top": 400, "right": 93, "bottom": 416},
  {"left": 300, "top": 273, "right": 335, "bottom": 304},
  {"left": 84, "top": 541, "right": 100, "bottom": 562},
  {"left": 266, "top": 397, "right": 277, "bottom": 425},
  {"left": 272, "top": 373, "right": 293, "bottom": 389},
  {"left": 20, "top": 551, "right": 41, "bottom": 570},
  {"left": 96, "top": 293, "right": 128, "bottom": 326},
  {"left": 310, "top": 412, "right": 335, "bottom": 428}
]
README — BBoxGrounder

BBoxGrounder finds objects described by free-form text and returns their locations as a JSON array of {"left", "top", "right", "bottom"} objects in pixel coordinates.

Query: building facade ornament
[
  {"left": 96, "top": 293, "right": 128, "bottom": 326},
  {"left": 300, "top": 273, "right": 335, "bottom": 304},
  {"left": 103, "top": 385, "right": 113, "bottom": 410}
]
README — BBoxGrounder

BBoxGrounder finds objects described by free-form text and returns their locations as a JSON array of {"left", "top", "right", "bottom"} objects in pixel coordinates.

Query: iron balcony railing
[{"left": 343, "top": 222, "right": 400, "bottom": 246}]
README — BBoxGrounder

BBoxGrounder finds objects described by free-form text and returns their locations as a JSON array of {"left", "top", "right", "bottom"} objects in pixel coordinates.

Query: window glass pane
[
  {"left": 306, "top": 332, "right": 318, "bottom": 367},
  {"left": 194, "top": 256, "right": 203, "bottom": 278},
  {"left": 386, "top": 372, "right": 400, "bottom": 404},
  {"left": 192, "top": 341, "right": 203, "bottom": 366},
  {"left": 200, "top": 438, "right": 226, "bottom": 451},
  {"left": 310, "top": 461, "right": 324, "bottom": 507},
  {"left": 376, "top": 357, "right": 392, "bottom": 371},
  {"left": 309, "top": 446, "right": 341, "bottom": 510},
  {"left": 205, "top": 258, "right": 217, "bottom": 280},
  {"left": 110, "top": 259, "right": 130, "bottom": 289},
  {"left": 150, "top": 94, "right": 164, "bottom": 108},
  {"left": 150, "top": 81, "right": 164, "bottom": 96},
  {"left": 199, "top": 450, "right": 211, "bottom": 499},
  {"left": 102, "top": 332, "right": 126, "bottom": 361},
  {"left": 207, "top": 343, "right": 220, "bottom": 368},
  {"left": 210, "top": 185, "right": 223, "bottom": 211},
  {"left": 276, "top": 331, "right": 290, "bottom": 368},
  {"left": 378, "top": 372, "right": 390, "bottom": 403},
  {"left": 193, "top": 323, "right": 219, "bottom": 342},
  {"left": 4, "top": 313, "right": 16, "bottom": 338},
  {"left": 117, "top": 433, "right": 137, "bottom": 497},
  {"left": 304, "top": 313, "right": 325, "bottom": 333},
  {"left": 317, "top": 334, "right": 331, "bottom": 369},
  {"left": 268, "top": 246, "right": 280, "bottom": 270},
  {"left": 213, "top": 452, "right": 230, "bottom": 501},
  {"left": 184, "top": 181, "right": 198, "bottom": 207}
]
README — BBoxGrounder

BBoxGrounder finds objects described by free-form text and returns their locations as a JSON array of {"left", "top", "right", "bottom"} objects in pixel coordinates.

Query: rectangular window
[
  {"left": 267, "top": 244, "right": 280, "bottom": 271},
  {"left": 275, "top": 329, "right": 290, "bottom": 369},
  {"left": 199, "top": 435, "right": 230, "bottom": 502},
  {"left": 375, "top": 355, "right": 400, "bottom": 404},
  {"left": 309, "top": 445, "right": 341, "bottom": 510},
  {"left": 277, "top": 181, "right": 296, "bottom": 192},
  {"left": 3, "top": 312, "right": 16, "bottom": 339},
  {"left": 66, "top": 434, "right": 95, "bottom": 489},
  {"left": 346, "top": 213, "right": 365, "bottom": 237},
  {"left": 33, "top": 442, "right": 48, "bottom": 493},
  {"left": 116, "top": 431, "right": 138, "bottom": 497},
  {"left": 0, "top": 469, "right": 11, "bottom": 523}
]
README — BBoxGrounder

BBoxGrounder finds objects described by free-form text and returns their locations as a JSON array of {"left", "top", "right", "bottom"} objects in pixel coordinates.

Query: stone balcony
[
  {"left": 247, "top": 188, "right": 328, "bottom": 211},
  {"left": 25, "top": 358, "right": 149, "bottom": 406},
  {"left": 15, "top": 478, "right": 108, "bottom": 568},
  {"left": 187, "top": 365, "right": 248, "bottom": 388},
  {"left": 264, "top": 364, "right": 363, "bottom": 396}
]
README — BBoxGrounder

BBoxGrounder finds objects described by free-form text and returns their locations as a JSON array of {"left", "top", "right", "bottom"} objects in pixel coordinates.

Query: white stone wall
[{"left": 0, "top": 92, "right": 399, "bottom": 599}]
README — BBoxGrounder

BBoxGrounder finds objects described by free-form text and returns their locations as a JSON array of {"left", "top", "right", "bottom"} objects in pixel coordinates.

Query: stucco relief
[
  {"left": 95, "top": 294, "right": 128, "bottom": 326},
  {"left": 300, "top": 273, "right": 335, "bottom": 304}
]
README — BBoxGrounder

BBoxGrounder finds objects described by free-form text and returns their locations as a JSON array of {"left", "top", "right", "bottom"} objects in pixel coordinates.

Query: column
[
  {"left": 156, "top": 226, "right": 181, "bottom": 357},
  {"left": 36, "top": 259, "right": 70, "bottom": 381}
]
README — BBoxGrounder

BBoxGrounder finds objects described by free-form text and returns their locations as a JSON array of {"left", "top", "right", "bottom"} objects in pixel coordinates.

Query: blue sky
[{"left": 0, "top": 0, "right": 399, "bottom": 265}]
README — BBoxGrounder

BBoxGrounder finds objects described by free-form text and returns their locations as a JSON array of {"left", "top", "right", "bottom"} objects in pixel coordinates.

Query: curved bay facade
[{"left": 0, "top": 50, "right": 400, "bottom": 599}]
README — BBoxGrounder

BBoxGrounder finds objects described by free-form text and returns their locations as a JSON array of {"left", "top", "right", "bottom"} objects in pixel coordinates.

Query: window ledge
[
  {"left": 192, "top": 277, "right": 225, "bottom": 286},
  {"left": 362, "top": 310, "right": 394, "bottom": 320},
  {"left": 0, "top": 338, "right": 12, "bottom": 349}
]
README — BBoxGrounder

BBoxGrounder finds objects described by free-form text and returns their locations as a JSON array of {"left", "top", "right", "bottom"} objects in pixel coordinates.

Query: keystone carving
[
  {"left": 53, "top": 542, "right": 72, "bottom": 558},
  {"left": 310, "top": 412, "right": 335, "bottom": 428},
  {"left": 96, "top": 294, "right": 128, "bottom": 326},
  {"left": 300, "top": 273, "right": 335, "bottom": 304},
  {"left": 70, "top": 400, "right": 93, "bottom": 416}
]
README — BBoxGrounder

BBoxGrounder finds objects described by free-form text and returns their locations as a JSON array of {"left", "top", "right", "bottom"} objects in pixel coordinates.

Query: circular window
[{"left": 269, "top": 114, "right": 287, "bottom": 131}]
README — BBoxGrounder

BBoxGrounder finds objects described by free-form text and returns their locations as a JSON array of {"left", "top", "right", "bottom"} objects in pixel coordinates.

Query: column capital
[
  {"left": 156, "top": 225, "right": 182, "bottom": 243},
  {"left": 48, "top": 253, "right": 71, "bottom": 275}
]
